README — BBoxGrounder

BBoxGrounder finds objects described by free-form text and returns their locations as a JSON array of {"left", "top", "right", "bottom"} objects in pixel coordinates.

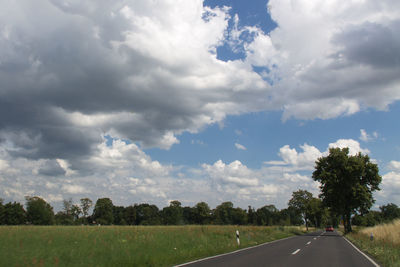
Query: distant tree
[
  {"left": 80, "top": 198, "right": 93, "bottom": 217},
  {"left": 257, "top": 205, "right": 279, "bottom": 226},
  {"left": 214, "top": 202, "right": 234, "bottom": 225},
  {"left": 0, "top": 199, "right": 4, "bottom": 224},
  {"left": 136, "top": 204, "right": 161, "bottom": 225},
  {"left": 63, "top": 199, "right": 73, "bottom": 217},
  {"left": 56, "top": 199, "right": 82, "bottom": 225},
  {"left": 55, "top": 211, "right": 73, "bottom": 225},
  {"left": 287, "top": 206, "right": 304, "bottom": 226},
  {"left": 194, "top": 202, "right": 211, "bottom": 225},
  {"left": 288, "top": 190, "right": 313, "bottom": 230},
  {"left": 25, "top": 196, "right": 54, "bottom": 225},
  {"left": 162, "top": 200, "right": 183, "bottom": 225},
  {"left": 182, "top": 206, "right": 196, "bottom": 224},
  {"left": 125, "top": 205, "right": 137, "bottom": 225},
  {"left": 71, "top": 204, "right": 81, "bottom": 221},
  {"left": 3, "top": 202, "right": 26, "bottom": 225},
  {"left": 247, "top": 206, "right": 257, "bottom": 225},
  {"left": 92, "top": 198, "right": 114, "bottom": 225},
  {"left": 80, "top": 198, "right": 93, "bottom": 224},
  {"left": 380, "top": 203, "right": 400, "bottom": 222},
  {"left": 113, "top": 205, "right": 126, "bottom": 225},
  {"left": 352, "top": 211, "right": 382, "bottom": 227},
  {"left": 313, "top": 147, "right": 381, "bottom": 233},
  {"left": 232, "top": 207, "right": 248, "bottom": 225},
  {"left": 307, "top": 198, "right": 329, "bottom": 228}
]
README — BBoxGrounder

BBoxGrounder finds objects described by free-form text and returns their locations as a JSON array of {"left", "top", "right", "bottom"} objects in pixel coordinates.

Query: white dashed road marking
[{"left": 292, "top": 249, "right": 301, "bottom": 255}]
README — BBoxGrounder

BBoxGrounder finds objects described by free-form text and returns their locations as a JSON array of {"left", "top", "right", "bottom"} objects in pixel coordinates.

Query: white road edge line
[
  {"left": 342, "top": 236, "right": 380, "bottom": 267},
  {"left": 174, "top": 235, "right": 296, "bottom": 267},
  {"left": 292, "top": 249, "right": 301, "bottom": 255}
]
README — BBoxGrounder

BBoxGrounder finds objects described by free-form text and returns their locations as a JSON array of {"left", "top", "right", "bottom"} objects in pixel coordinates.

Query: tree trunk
[
  {"left": 305, "top": 214, "right": 308, "bottom": 231},
  {"left": 343, "top": 212, "right": 352, "bottom": 233}
]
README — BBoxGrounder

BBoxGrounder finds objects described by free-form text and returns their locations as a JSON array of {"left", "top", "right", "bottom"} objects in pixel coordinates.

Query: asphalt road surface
[{"left": 176, "top": 230, "right": 379, "bottom": 267}]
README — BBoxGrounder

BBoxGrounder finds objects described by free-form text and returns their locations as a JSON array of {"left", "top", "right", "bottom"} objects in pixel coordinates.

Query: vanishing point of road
[{"left": 176, "top": 230, "right": 379, "bottom": 267}]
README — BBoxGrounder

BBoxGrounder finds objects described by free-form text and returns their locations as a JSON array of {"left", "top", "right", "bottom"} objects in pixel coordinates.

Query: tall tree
[
  {"left": 92, "top": 198, "right": 114, "bottom": 225},
  {"left": 247, "top": 206, "right": 257, "bottom": 225},
  {"left": 125, "top": 205, "right": 137, "bottom": 225},
  {"left": 214, "top": 202, "right": 234, "bottom": 225},
  {"left": 256, "top": 205, "right": 279, "bottom": 226},
  {"left": 162, "top": 200, "right": 183, "bottom": 225},
  {"left": 3, "top": 201, "right": 26, "bottom": 225},
  {"left": 113, "top": 206, "right": 126, "bottom": 225},
  {"left": 135, "top": 204, "right": 161, "bottom": 225},
  {"left": 288, "top": 190, "right": 313, "bottom": 230},
  {"left": 194, "top": 202, "right": 211, "bottom": 225},
  {"left": 80, "top": 198, "right": 93, "bottom": 224},
  {"left": 182, "top": 206, "right": 196, "bottom": 224},
  {"left": 312, "top": 147, "right": 381, "bottom": 233},
  {"left": 25, "top": 196, "right": 55, "bottom": 225}
]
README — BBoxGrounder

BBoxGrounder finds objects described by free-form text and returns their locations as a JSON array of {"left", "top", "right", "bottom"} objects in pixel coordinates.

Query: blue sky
[
  {"left": 147, "top": 101, "right": 400, "bottom": 170},
  {"left": 1, "top": 0, "right": 399, "bottom": 210}
]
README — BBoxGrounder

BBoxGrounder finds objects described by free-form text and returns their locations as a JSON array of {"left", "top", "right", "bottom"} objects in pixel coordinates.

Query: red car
[{"left": 325, "top": 226, "right": 334, "bottom": 232}]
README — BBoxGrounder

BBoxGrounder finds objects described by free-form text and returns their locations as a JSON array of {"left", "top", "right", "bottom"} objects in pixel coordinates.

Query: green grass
[
  {"left": 0, "top": 225, "right": 306, "bottom": 267},
  {"left": 346, "top": 221, "right": 400, "bottom": 267}
]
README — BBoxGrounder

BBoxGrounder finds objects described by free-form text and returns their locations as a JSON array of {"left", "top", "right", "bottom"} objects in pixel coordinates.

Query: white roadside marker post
[{"left": 236, "top": 230, "right": 240, "bottom": 246}]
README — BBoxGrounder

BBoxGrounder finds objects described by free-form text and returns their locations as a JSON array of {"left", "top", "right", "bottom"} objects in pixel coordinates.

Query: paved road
[{"left": 177, "top": 231, "right": 379, "bottom": 267}]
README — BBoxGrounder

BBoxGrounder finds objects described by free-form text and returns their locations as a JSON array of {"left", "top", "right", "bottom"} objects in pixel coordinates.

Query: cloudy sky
[{"left": 1, "top": 0, "right": 399, "bottom": 211}]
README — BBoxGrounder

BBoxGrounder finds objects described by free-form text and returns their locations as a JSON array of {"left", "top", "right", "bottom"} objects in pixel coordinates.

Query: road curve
[{"left": 176, "top": 230, "right": 379, "bottom": 267}]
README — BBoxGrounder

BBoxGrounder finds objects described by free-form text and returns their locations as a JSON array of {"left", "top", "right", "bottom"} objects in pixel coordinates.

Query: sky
[{"left": 0, "top": 0, "right": 400, "bottom": 211}]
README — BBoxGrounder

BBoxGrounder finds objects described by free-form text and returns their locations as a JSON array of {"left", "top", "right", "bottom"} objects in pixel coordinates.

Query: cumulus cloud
[
  {"left": 378, "top": 171, "right": 400, "bottom": 205},
  {"left": 202, "top": 160, "right": 258, "bottom": 187},
  {"left": 263, "top": 0, "right": 400, "bottom": 119},
  {"left": 388, "top": 161, "right": 400, "bottom": 172},
  {"left": 1, "top": 0, "right": 400, "bottom": 209},
  {"left": 62, "top": 184, "right": 87, "bottom": 194},
  {"left": 37, "top": 160, "right": 66, "bottom": 177},
  {"left": 265, "top": 139, "right": 370, "bottom": 172},
  {"left": 0, "top": 0, "right": 271, "bottom": 166},
  {"left": 328, "top": 139, "right": 370, "bottom": 155},
  {"left": 264, "top": 143, "right": 322, "bottom": 171},
  {"left": 201, "top": 159, "right": 320, "bottom": 207},
  {"left": 1, "top": 0, "right": 398, "bottom": 167}
]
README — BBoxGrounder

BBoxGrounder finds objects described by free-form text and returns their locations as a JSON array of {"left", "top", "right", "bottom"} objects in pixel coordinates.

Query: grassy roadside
[
  {"left": 345, "top": 219, "right": 400, "bottom": 267},
  {"left": 0, "top": 225, "right": 307, "bottom": 267}
]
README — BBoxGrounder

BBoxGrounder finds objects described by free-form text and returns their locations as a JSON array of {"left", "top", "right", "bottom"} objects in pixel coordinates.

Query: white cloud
[
  {"left": 62, "top": 184, "right": 87, "bottom": 194},
  {"left": 328, "top": 139, "right": 370, "bottom": 155},
  {"left": 0, "top": 0, "right": 399, "bottom": 210},
  {"left": 263, "top": 0, "right": 400, "bottom": 119},
  {"left": 360, "top": 129, "right": 369, "bottom": 142},
  {"left": 235, "top": 143, "right": 247, "bottom": 150},
  {"left": 378, "top": 171, "right": 400, "bottom": 205},
  {"left": 388, "top": 161, "right": 400, "bottom": 171},
  {"left": 360, "top": 129, "right": 378, "bottom": 142},
  {"left": 2, "top": 0, "right": 398, "bottom": 164},
  {"left": 265, "top": 143, "right": 322, "bottom": 171},
  {"left": 265, "top": 139, "right": 370, "bottom": 172},
  {"left": 202, "top": 160, "right": 257, "bottom": 187}
]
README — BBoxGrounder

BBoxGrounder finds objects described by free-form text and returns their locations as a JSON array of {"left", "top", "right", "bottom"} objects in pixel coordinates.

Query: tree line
[
  {"left": 0, "top": 147, "right": 394, "bottom": 231},
  {"left": 1, "top": 192, "right": 398, "bottom": 227}
]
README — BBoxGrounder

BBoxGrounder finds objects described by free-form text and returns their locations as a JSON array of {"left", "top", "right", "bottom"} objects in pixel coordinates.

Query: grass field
[
  {"left": 0, "top": 225, "right": 307, "bottom": 267},
  {"left": 346, "top": 219, "right": 400, "bottom": 267}
]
